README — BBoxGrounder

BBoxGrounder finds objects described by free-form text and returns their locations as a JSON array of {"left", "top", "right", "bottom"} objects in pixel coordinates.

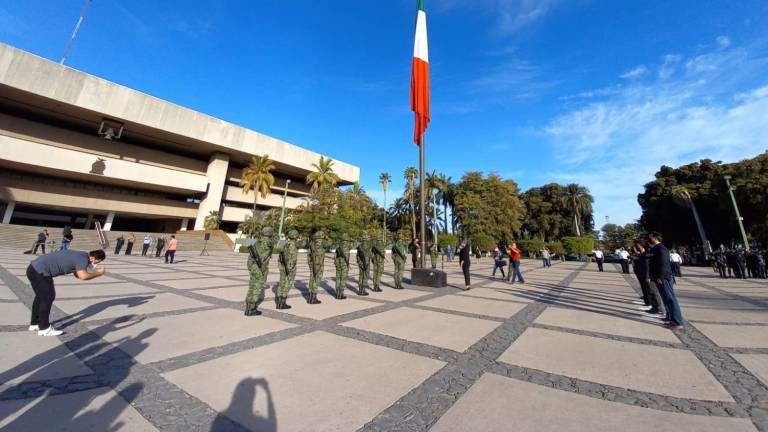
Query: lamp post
[
  {"left": 723, "top": 175, "right": 750, "bottom": 251},
  {"left": 277, "top": 179, "right": 291, "bottom": 240}
]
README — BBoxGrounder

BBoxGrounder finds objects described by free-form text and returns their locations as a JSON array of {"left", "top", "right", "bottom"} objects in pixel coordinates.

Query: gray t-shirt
[{"left": 31, "top": 250, "right": 90, "bottom": 277}]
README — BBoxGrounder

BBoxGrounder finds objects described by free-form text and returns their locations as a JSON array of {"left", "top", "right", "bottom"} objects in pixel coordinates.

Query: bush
[
  {"left": 516, "top": 239, "right": 545, "bottom": 257},
  {"left": 438, "top": 233, "right": 459, "bottom": 250},
  {"left": 546, "top": 241, "right": 565, "bottom": 255},
  {"left": 471, "top": 233, "right": 495, "bottom": 252},
  {"left": 562, "top": 236, "right": 595, "bottom": 255}
]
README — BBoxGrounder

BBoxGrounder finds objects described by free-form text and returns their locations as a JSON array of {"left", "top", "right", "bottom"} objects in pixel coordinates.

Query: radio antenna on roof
[{"left": 60, "top": 0, "right": 93, "bottom": 65}]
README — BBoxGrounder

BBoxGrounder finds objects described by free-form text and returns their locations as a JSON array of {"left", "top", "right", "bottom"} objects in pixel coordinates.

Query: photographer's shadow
[{"left": 211, "top": 378, "right": 277, "bottom": 432}]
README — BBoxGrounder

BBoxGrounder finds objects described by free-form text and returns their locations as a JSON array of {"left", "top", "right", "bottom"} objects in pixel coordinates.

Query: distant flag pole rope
[
  {"left": 410, "top": 0, "right": 430, "bottom": 268},
  {"left": 60, "top": 0, "right": 93, "bottom": 65}
]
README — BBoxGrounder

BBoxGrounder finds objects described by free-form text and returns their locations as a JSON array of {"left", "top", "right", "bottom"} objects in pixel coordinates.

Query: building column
[
  {"left": 194, "top": 152, "right": 230, "bottom": 230},
  {"left": 103, "top": 212, "right": 115, "bottom": 231},
  {"left": 180, "top": 218, "right": 189, "bottom": 231},
  {"left": 84, "top": 214, "right": 94, "bottom": 230},
  {"left": 2, "top": 201, "right": 16, "bottom": 224}
]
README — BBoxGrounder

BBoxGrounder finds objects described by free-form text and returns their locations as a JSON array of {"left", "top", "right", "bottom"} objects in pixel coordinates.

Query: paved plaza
[{"left": 0, "top": 249, "right": 767, "bottom": 431}]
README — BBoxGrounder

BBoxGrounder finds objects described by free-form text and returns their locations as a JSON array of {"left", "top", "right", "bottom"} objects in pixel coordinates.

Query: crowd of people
[
  {"left": 713, "top": 249, "right": 767, "bottom": 279},
  {"left": 113, "top": 234, "right": 178, "bottom": 264},
  {"left": 29, "top": 227, "right": 74, "bottom": 255}
]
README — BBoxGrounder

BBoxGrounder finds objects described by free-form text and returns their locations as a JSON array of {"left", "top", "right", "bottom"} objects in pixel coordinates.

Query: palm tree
[
  {"left": 203, "top": 210, "right": 221, "bottom": 231},
  {"left": 306, "top": 156, "right": 341, "bottom": 197},
  {"left": 563, "top": 183, "right": 592, "bottom": 236},
  {"left": 404, "top": 166, "right": 418, "bottom": 241},
  {"left": 388, "top": 197, "right": 410, "bottom": 231},
  {"left": 240, "top": 154, "right": 275, "bottom": 217},
  {"left": 379, "top": 172, "right": 391, "bottom": 241}
]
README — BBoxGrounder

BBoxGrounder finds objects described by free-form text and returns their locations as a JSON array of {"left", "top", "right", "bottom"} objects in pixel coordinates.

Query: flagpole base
[{"left": 410, "top": 268, "right": 447, "bottom": 288}]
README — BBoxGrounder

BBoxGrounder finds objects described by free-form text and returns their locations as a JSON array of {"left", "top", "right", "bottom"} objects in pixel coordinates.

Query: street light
[
  {"left": 277, "top": 179, "right": 291, "bottom": 240},
  {"left": 723, "top": 175, "right": 750, "bottom": 251}
]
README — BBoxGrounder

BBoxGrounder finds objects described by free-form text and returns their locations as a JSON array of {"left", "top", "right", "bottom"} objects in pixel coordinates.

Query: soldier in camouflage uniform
[
  {"left": 307, "top": 230, "right": 328, "bottom": 304},
  {"left": 356, "top": 233, "right": 372, "bottom": 296},
  {"left": 277, "top": 229, "right": 300, "bottom": 309},
  {"left": 429, "top": 242, "right": 439, "bottom": 269},
  {"left": 371, "top": 235, "right": 386, "bottom": 292},
  {"left": 391, "top": 232, "right": 407, "bottom": 289},
  {"left": 244, "top": 226, "right": 276, "bottom": 316},
  {"left": 334, "top": 233, "right": 353, "bottom": 299}
]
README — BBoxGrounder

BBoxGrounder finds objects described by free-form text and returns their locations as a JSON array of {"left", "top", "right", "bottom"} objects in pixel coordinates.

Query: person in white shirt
[
  {"left": 618, "top": 248, "right": 631, "bottom": 274},
  {"left": 593, "top": 249, "right": 605, "bottom": 272},
  {"left": 670, "top": 250, "right": 683, "bottom": 277},
  {"left": 141, "top": 235, "right": 152, "bottom": 257}
]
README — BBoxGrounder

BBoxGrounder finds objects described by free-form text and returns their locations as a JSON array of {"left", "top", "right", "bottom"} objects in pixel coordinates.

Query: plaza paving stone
[
  {"left": 0, "top": 331, "right": 92, "bottom": 386},
  {"left": 341, "top": 307, "right": 502, "bottom": 352},
  {"left": 498, "top": 327, "right": 734, "bottom": 401},
  {"left": 163, "top": 331, "right": 445, "bottom": 432},
  {"left": 692, "top": 323, "right": 768, "bottom": 348},
  {"left": 1, "top": 250, "right": 767, "bottom": 431},
  {"left": 431, "top": 374, "right": 757, "bottom": 432},
  {"left": 732, "top": 354, "right": 768, "bottom": 388},
  {"left": 90, "top": 308, "right": 296, "bottom": 363}
]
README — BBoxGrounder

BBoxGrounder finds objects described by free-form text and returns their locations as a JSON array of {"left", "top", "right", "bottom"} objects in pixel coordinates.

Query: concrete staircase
[{"left": 0, "top": 224, "right": 233, "bottom": 252}]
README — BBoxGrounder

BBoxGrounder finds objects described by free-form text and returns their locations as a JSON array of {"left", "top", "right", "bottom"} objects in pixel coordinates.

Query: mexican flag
[{"left": 410, "top": 0, "right": 430, "bottom": 145}]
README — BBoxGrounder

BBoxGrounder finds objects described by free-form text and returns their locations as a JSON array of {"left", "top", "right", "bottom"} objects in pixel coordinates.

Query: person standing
[
  {"left": 736, "top": 250, "right": 748, "bottom": 279},
  {"left": 141, "top": 235, "right": 152, "bottom": 256},
  {"left": 334, "top": 233, "right": 353, "bottom": 299},
  {"left": 276, "top": 230, "right": 299, "bottom": 310},
  {"left": 541, "top": 247, "right": 551, "bottom": 268},
  {"left": 114, "top": 235, "right": 125, "bottom": 255},
  {"left": 307, "top": 231, "right": 327, "bottom": 304},
  {"left": 244, "top": 227, "right": 275, "bottom": 316},
  {"left": 27, "top": 249, "right": 107, "bottom": 335},
  {"left": 356, "top": 233, "right": 372, "bottom": 296},
  {"left": 458, "top": 240, "right": 471, "bottom": 290},
  {"left": 445, "top": 244, "right": 454, "bottom": 262},
  {"left": 593, "top": 249, "right": 604, "bottom": 272},
  {"left": 648, "top": 232, "right": 683, "bottom": 330},
  {"left": 164, "top": 235, "right": 177, "bottom": 264},
  {"left": 507, "top": 242, "right": 525, "bottom": 284},
  {"left": 410, "top": 238, "right": 421, "bottom": 269},
  {"left": 155, "top": 236, "right": 165, "bottom": 258},
  {"left": 715, "top": 251, "right": 727, "bottom": 278},
  {"left": 32, "top": 230, "right": 49, "bottom": 255},
  {"left": 618, "top": 248, "right": 631, "bottom": 274},
  {"left": 371, "top": 236, "right": 386, "bottom": 292},
  {"left": 61, "top": 226, "right": 73, "bottom": 251},
  {"left": 429, "top": 242, "right": 439, "bottom": 269},
  {"left": 670, "top": 250, "right": 683, "bottom": 277},
  {"left": 634, "top": 242, "right": 665, "bottom": 318},
  {"left": 490, "top": 247, "right": 506, "bottom": 280},
  {"left": 125, "top": 233, "right": 136, "bottom": 255},
  {"left": 391, "top": 233, "right": 407, "bottom": 290}
]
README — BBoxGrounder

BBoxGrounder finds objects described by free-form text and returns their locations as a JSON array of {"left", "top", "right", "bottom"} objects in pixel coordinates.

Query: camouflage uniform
[
  {"left": 429, "top": 243, "right": 439, "bottom": 269},
  {"left": 334, "top": 233, "right": 353, "bottom": 299},
  {"left": 371, "top": 237, "right": 386, "bottom": 292},
  {"left": 244, "top": 226, "right": 275, "bottom": 316},
  {"left": 277, "top": 229, "right": 299, "bottom": 309},
  {"left": 391, "top": 233, "right": 407, "bottom": 289},
  {"left": 307, "top": 230, "right": 327, "bottom": 304},
  {"left": 356, "top": 233, "right": 372, "bottom": 296}
]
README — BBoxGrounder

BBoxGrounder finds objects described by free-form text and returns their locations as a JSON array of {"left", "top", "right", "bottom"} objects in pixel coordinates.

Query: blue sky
[{"left": 2, "top": 0, "right": 768, "bottom": 226}]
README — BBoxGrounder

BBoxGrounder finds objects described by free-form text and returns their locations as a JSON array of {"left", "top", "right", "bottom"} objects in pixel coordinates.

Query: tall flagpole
[{"left": 419, "top": 134, "right": 426, "bottom": 268}]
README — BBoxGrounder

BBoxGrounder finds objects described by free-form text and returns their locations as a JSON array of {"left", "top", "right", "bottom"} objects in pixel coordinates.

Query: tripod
[{"left": 200, "top": 239, "right": 210, "bottom": 256}]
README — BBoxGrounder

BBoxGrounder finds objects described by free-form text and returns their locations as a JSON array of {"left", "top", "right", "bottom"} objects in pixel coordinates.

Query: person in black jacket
[
  {"left": 458, "top": 240, "right": 471, "bottom": 291},
  {"left": 633, "top": 243, "right": 665, "bottom": 317},
  {"left": 647, "top": 232, "right": 683, "bottom": 329}
]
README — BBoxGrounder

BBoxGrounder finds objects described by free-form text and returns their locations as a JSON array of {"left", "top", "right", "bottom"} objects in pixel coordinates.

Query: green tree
[
  {"left": 563, "top": 183, "right": 594, "bottom": 236},
  {"left": 453, "top": 172, "right": 525, "bottom": 244},
  {"left": 203, "top": 210, "right": 220, "bottom": 231},
  {"left": 240, "top": 154, "right": 275, "bottom": 217},
  {"left": 562, "top": 236, "right": 595, "bottom": 255},
  {"left": 306, "top": 156, "right": 341, "bottom": 198}
]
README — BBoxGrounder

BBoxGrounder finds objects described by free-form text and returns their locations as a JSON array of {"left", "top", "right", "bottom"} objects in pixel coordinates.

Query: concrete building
[{"left": 0, "top": 43, "right": 359, "bottom": 233}]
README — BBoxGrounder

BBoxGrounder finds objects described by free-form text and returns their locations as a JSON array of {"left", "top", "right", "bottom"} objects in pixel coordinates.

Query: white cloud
[
  {"left": 620, "top": 65, "right": 648, "bottom": 79},
  {"left": 717, "top": 35, "right": 732, "bottom": 48},
  {"left": 436, "top": 0, "right": 559, "bottom": 34},
  {"left": 545, "top": 43, "right": 768, "bottom": 226}
]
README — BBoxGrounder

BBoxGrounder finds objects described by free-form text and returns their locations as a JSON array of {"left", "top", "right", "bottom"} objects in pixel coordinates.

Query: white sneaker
[
  {"left": 631, "top": 300, "right": 645, "bottom": 305},
  {"left": 636, "top": 305, "right": 652, "bottom": 311},
  {"left": 38, "top": 327, "right": 63, "bottom": 336},
  {"left": 28, "top": 325, "right": 39, "bottom": 331}
]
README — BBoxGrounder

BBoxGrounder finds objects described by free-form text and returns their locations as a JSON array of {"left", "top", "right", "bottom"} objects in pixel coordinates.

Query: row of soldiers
[
  {"left": 713, "top": 249, "right": 767, "bottom": 279},
  {"left": 243, "top": 227, "right": 414, "bottom": 316}
]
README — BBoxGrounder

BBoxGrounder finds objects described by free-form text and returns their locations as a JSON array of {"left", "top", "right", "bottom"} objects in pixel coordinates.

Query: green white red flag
[{"left": 410, "top": 0, "right": 430, "bottom": 145}]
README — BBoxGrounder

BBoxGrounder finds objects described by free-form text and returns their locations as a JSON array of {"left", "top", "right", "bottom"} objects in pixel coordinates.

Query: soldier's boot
[
  {"left": 358, "top": 285, "right": 369, "bottom": 296},
  {"left": 244, "top": 302, "right": 261, "bottom": 316},
  {"left": 336, "top": 289, "right": 347, "bottom": 300},
  {"left": 276, "top": 296, "right": 292, "bottom": 310},
  {"left": 310, "top": 292, "right": 322, "bottom": 304}
]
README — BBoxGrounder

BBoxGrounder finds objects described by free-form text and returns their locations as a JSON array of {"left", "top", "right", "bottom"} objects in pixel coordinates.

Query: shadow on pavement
[{"left": 211, "top": 377, "right": 277, "bottom": 432}]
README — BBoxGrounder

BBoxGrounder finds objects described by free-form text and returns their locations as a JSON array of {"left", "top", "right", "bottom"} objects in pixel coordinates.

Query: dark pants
[
  {"left": 32, "top": 242, "right": 46, "bottom": 254},
  {"left": 165, "top": 250, "right": 176, "bottom": 263},
  {"left": 510, "top": 261, "right": 525, "bottom": 283},
  {"left": 114, "top": 241, "right": 124, "bottom": 255},
  {"left": 672, "top": 263, "right": 682, "bottom": 277},
  {"left": 141, "top": 244, "right": 150, "bottom": 256},
  {"left": 26, "top": 265, "right": 55, "bottom": 330},
  {"left": 462, "top": 262, "right": 471, "bottom": 286},
  {"left": 655, "top": 277, "right": 683, "bottom": 326},
  {"left": 125, "top": 242, "right": 134, "bottom": 255},
  {"left": 155, "top": 246, "right": 163, "bottom": 257},
  {"left": 492, "top": 261, "right": 506, "bottom": 278},
  {"left": 412, "top": 254, "right": 418, "bottom": 269},
  {"left": 638, "top": 278, "right": 664, "bottom": 314},
  {"left": 596, "top": 258, "right": 603, "bottom": 272},
  {"left": 717, "top": 266, "right": 726, "bottom": 278},
  {"left": 620, "top": 260, "right": 630, "bottom": 274}
]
